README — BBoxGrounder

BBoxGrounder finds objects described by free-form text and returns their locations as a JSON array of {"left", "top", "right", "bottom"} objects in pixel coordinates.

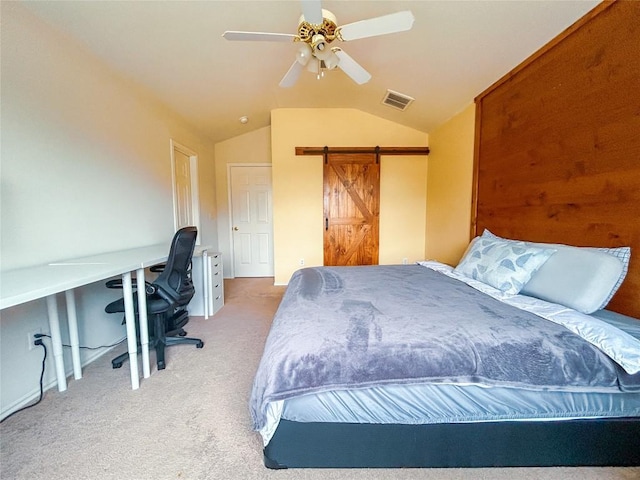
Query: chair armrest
[
  {"left": 150, "top": 263, "right": 166, "bottom": 273},
  {"left": 151, "top": 284, "right": 181, "bottom": 306},
  {"left": 106, "top": 278, "right": 152, "bottom": 290},
  {"left": 106, "top": 279, "right": 124, "bottom": 289}
]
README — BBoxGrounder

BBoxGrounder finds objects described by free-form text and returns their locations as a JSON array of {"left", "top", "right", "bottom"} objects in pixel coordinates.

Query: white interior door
[
  {"left": 171, "top": 140, "right": 200, "bottom": 237},
  {"left": 230, "top": 165, "right": 274, "bottom": 277},
  {"left": 174, "top": 150, "right": 192, "bottom": 228}
]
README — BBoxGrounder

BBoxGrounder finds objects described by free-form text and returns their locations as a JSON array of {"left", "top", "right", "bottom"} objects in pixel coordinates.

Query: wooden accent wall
[{"left": 473, "top": 1, "right": 640, "bottom": 318}]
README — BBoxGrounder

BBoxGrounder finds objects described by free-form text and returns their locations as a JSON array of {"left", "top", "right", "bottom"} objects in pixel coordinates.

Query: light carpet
[{"left": 1, "top": 278, "right": 638, "bottom": 480}]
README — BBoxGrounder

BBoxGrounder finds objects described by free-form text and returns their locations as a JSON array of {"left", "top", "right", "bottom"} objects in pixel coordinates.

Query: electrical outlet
[
  {"left": 402, "top": 258, "right": 408, "bottom": 265},
  {"left": 299, "top": 258, "right": 305, "bottom": 266},
  {"left": 27, "top": 329, "right": 42, "bottom": 351}
]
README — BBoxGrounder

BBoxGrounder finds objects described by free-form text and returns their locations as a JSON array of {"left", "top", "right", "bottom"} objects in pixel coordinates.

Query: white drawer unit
[
  {"left": 209, "top": 252, "right": 224, "bottom": 316},
  {"left": 190, "top": 250, "right": 224, "bottom": 318}
]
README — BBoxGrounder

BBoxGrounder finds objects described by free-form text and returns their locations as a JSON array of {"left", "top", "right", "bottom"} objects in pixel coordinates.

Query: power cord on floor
[
  {"left": 0, "top": 334, "right": 126, "bottom": 423},
  {"left": 0, "top": 339, "right": 47, "bottom": 424},
  {"left": 37, "top": 333, "right": 127, "bottom": 350}
]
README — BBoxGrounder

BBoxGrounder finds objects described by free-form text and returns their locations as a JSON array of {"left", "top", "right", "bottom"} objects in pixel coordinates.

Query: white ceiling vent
[{"left": 381, "top": 89, "right": 414, "bottom": 111}]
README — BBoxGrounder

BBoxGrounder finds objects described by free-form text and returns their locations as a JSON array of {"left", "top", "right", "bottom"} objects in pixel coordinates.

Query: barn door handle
[{"left": 325, "top": 218, "right": 328, "bottom": 231}]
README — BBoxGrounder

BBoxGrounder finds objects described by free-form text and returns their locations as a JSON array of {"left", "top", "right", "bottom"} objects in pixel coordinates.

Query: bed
[
  {"left": 250, "top": 0, "right": 640, "bottom": 468},
  {"left": 250, "top": 237, "right": 640, "bottom": 468}
]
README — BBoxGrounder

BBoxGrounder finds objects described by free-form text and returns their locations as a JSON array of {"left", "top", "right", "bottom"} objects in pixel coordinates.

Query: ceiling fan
[{"left": 222, "top": 0, "right": 414, "bottom": 87}]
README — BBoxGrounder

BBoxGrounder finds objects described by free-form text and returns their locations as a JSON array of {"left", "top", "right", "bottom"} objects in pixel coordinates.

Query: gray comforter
[{"left": 250, "top": 265, "right": 639, "bottom": 431}]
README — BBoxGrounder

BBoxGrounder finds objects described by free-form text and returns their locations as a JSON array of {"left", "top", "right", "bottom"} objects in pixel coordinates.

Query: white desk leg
[
  {"left": 121, "top": 272, "right": 140, "bottom": 390},
  {"left": 64, "top": 290, "right": 82, "bottom": 380},
  {"left": 136, "top": 268, "right": 151, "bottom": 379},
  {"left": 45, "top": 295, "right": 67, "bottom": 392}
]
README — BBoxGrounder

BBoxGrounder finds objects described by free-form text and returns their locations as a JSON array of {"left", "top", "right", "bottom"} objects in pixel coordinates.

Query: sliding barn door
[{"left": 324, "top": 153, "right": 380, "bottom": 266}]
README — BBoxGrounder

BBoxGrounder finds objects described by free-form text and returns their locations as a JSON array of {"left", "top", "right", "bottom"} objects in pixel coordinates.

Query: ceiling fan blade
[
  {"left": 300, "top": 0, "right": 323, "bottom": 25},
  {"left": 339, "top": 11, "right": 415, "bottom": 41},
  {"left": 222, "top": 31, "right": 296, "bottom": 42},
  {"left": 279, "top": 61, "right": 304, "bottom": 88},
  {"left": 334, "top": 49, "right": 371, "bottom": 85}
]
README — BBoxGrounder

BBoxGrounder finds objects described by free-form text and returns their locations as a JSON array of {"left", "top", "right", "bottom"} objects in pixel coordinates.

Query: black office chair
[{"left": 105, "top": 226, "right": 204, "bottom": 370}]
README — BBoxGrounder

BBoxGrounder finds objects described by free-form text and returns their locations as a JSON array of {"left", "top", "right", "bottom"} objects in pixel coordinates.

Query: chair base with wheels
[{"left": 110, "top": 309, "right": 204, "bottom": 370}]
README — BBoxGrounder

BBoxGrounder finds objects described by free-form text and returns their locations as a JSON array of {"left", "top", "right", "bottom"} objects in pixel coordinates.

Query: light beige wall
[
  {"left": 271, "top": 108, "right": 428, "bottom": 285},
  {"left": 214, "top": 126, "right": 272, "bottom": 276},
  {"left": 1, "top": 4, "right": 217, "bottom": 269},
  {"left": 379, "top": 156, "right": 428, "bottom": 265},
  {"left": 425, "top": 103, "right": 476, "bottom": 265},
  {"left": 0, "top": 4, "right": 216, "bottom": 418}
]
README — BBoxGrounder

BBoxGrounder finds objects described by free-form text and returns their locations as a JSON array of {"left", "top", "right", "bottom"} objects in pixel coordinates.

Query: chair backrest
[{"left": 152, "top": 226, "right": 198, "bottom": 307}]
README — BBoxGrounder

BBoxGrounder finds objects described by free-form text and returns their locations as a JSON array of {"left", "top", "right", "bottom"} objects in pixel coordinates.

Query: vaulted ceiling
[{"left": 21, "top": 0, "right": 600, "bottom": 144}]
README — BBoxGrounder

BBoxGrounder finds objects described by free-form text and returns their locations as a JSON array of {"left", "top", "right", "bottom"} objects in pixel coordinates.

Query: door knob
[{"left": 233, "top": 226, "right": 239, "bottom": 231}]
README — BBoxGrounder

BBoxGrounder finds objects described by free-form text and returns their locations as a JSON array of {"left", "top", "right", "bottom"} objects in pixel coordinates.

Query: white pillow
[
  {"left": 482, "top": 230, "right": 628, "bottom": 314},
  {"left": 454, "top": 237, "right": 556, "bottom": 295}
]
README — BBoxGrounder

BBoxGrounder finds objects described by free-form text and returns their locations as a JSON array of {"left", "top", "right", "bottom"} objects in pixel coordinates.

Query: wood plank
[{"left": 478, "top": 168, "right": 640, "bottom": 207}]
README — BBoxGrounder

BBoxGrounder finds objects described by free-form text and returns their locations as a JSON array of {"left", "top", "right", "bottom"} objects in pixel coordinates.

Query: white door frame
[
  {"left": 227, "top": 163, "right": 273, "bottom": 277},
  {"left": 170, "top": 139, "right": 201, "bottom": 242}
]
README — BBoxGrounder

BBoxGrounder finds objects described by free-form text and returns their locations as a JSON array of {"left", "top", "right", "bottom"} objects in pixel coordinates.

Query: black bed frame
[{"left": 264, "top": 418, "right": 640, "bottom": 468}]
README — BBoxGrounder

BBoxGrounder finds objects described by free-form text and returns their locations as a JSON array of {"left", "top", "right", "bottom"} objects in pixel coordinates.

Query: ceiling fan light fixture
[
  {"left": 324, "top": 50, "right": 340, "bottom": 70},
  {"left": 311, "top": 34, "right": 331, "bottom": 59},
  {"left": 296, "top": 42, "right": 312, "bottom": 65},
  {"left": 306, "top": 58, "right": 320, "bottom": 74}
]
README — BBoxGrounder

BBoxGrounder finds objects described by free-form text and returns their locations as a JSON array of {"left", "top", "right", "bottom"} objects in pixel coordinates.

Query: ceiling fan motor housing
[{"left": 297, "top": 9, "right": 338, "bottom": 44}]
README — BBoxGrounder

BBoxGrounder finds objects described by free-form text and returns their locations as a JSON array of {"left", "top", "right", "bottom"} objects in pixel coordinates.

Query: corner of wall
[
  {"left": 425, "top": 103, "right": 476, "bottom": 266},
  {"left": 213, "top": 126, "right": 273, "bottom": 277}
]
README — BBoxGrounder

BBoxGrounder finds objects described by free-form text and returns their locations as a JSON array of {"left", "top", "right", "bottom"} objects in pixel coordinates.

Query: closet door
[
  {"left": 323, "top": 153, "right": 379, "bottom": 266},
  {"left": 171, "top": 140, "right": 200, "bottom": 237},
  {"left": 230, "top": 165, "right": 274, "bottom": 277}
]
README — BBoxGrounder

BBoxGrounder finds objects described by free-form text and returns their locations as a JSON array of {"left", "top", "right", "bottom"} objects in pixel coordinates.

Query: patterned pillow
[
  {"left": 482, "top": 230, "right": 630, "bottom": 312},
  {"left": 454, "top": 237, "right": 556, "bottom": 295}
]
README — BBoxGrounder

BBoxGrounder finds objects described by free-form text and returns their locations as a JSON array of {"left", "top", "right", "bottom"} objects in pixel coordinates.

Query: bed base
[{"left": 264, "top": 418, "right": 640, "bottom": 468}]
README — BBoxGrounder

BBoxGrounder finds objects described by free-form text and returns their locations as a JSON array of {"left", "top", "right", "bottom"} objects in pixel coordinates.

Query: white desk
[
  {"left": 0, "top": 244, "right": 169, "bottom": 391},
  {"left": 1, "top": 243, "right": 214, "bottom": 392}
]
